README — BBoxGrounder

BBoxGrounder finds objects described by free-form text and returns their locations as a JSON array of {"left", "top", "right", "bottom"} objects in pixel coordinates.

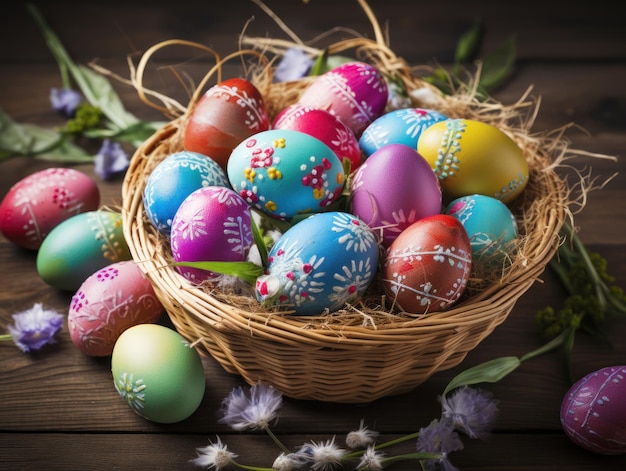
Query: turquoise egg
[
  {"left": 143, "top": 151, "right": 230, "bottom": 235},
  {"left": 444, "top": 194, "right": 518, "bottom": 263},
  {"left": 359, "top": 108, "right": 448, "bottom": 158},
  {"left": 255, "top": 211, "right": 379, "bottom": 315},
  {"left": 36, "top": 210, "right": 131, "bottom": 291},
  {"left": 227, "top": 129, "right": 345, "bottom": 220},
  {"left": 111, "top": 324, "right": 206, "bottom": 424}
]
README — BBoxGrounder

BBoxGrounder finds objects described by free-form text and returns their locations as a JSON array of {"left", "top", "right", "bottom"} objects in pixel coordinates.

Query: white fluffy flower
[{"left": 191, "top": 436, "right": 237, "bottom": 470}]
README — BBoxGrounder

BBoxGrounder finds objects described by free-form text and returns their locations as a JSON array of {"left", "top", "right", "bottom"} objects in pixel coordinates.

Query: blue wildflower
[
  {"left": 441, "top": 386, "right": 499, "bottom": 439},
  {"left": 1, "top": 303, "right": 64, "bottom": 352},
  {"left": 50, "top": 87, "right": 81, "bottom": 117},
  {"left": 273, "top": 47, "right": 313, "bottom": 82},
  {"left": 94, "top": 139, "right": 130, "bottom": 180},
  {"left": 416, "top": 419, "right": 464, "bottom": 471}
]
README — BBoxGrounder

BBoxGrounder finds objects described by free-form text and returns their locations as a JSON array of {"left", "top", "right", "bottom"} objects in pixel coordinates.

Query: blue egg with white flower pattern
[
  {"left": 143, "top": 151, "right": 230, "bottom": 236},
  {"left": 359, "top": 108, "right": 448, "bottom": 158},
  {"left": 255, "top": 211, "right": 379, "bottom": 315},
  {"left": 444, "top": 194, "right": 518, "bottom": 263}
]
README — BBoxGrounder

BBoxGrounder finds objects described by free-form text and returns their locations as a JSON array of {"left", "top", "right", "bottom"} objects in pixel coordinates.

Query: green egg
[
  {"left": 36, "top": 210, "right": 131, "bottom": 291},
  {"left": 111, "top": 324, "right": 206, "bottom": 424}
]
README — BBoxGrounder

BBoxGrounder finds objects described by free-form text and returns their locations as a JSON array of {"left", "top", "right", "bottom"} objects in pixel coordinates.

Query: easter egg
[
  {"left": 256, "top": 211, "right": 379, "bottom": 315},
  {"left": 170, "top": 186, "right": 254, "bottom": 284},
  {"left": 560, "top": 365, "right": 626, "bottom": 455},
  {"left": 227, "top": 129, "right": 345, "bottom": 220},
  {"left": 143, "top": 151, "right": 230, "bottom": 236},
  {"left": 382, "top": 214, "right": 472, "bottom": 314},
  {"left": 36, "top": 210, "right": 131, "bottom": 291},
  {"left": 111, "top": 324, "right": 206, "bottom": 424},
  {"left": 417, "top": 119, "right": 529, "bottom": 204},
  {"left": 359, "top": 108, "right": 448, "bottom": 158},
  {"left": 68, "top": 260, "right": 164, "bottom": 356},
  {"left": 184, "top": 77, "right": 269, "bottom": 170},
  {"left": 350, "top": 144, "right": 442, "bottom": 247},
  {"left": 0, "top": 167, "right": 100, "bottom": 250},
  {"left": 273, "top": 104, "right": 363, "bottom": 172},
  {"left": 297, "top": 61, "right": 388, "bottom": 136},
  {"left": 444, "top": 194, "right": 518, "bottom": 264}
]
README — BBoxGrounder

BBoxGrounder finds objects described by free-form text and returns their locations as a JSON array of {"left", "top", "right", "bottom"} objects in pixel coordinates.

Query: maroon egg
[
  {"left": 350, "top": 144, "right": 442, "bottom": 247},
  {"left": 297, "top": 61, "right": 388, "bottom": 137},
  {"left": 0, "top": 168, "right": 100, "bottom": 250},
  {"left": 273, "top": 104, "right": 363, "bottom": 172},
  {"left": 184, "top": 78, "right": 269, "bottom": 170},
  {"left": 560, "top": 365, "right": 626, "bottom": 455},
  {"left": 382, "top": 214, "right": 472, "bottom": 314},
  {"left": 170, "top": 186, "right": 254, "bottom": 284}
]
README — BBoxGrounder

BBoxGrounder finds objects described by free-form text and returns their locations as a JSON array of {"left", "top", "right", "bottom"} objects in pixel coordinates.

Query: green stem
[
  {"left": 263, "top": 425, "right": 290, "bottom": 454},
  {"left": 0, "top": 334, "right": 14, "bottom": 342},
  {"left": 519, "top": 328, "right": 570, "bottom": 362},
  {"left": 381, "top": 452, "right": 445, "bottom": 466},
  {"left": 343, "top": 431, "right": 421, "bottom": 460}
]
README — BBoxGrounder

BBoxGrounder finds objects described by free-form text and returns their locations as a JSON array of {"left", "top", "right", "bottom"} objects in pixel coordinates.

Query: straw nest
[{"left": 120, "top": 0, "right": 593, "bottom": 402}]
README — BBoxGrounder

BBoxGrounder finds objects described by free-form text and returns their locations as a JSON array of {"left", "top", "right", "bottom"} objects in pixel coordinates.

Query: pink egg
[
  {"left": 68, "top": 260, "right": 164, "bottom": 356},
  {"left": 350, "top": 144, "right": 442, "bottom": 247},
  {"left": 297, "top": 61, "right": 388, "bottom": 137},
  {"left": 184, "top": 78, "right": 269, "bottom": 170},
  {"left": 382, "top": 214, "right": 472, "bottom": 314},
  {"left": 170, "top": 186, "right": 254, "bottom": 283},
  {"left": 273, "top": 104, "right": 363, "bottom": 172},
  {"left": 0, "top": 168, "right": 100, "bottom": 250},
  {"left": 560, "top": 365, "right": 626, "bottom": 455}
]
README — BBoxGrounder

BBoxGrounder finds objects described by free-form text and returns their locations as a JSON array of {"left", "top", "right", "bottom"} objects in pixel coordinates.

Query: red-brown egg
[
  {"left": 0, "top": 168, "right": 100, "bottom": 250},
  {"left": 68, "top": 260, "right": 164, "bottom": 356},
  {"left": 297, "top": 61, "right": 388, "bottom": 137},
  {"left": 382, "top": 214, "right": 472, "bottom": 314},
  {"left": 273, "top": 104, "right": 363, "bottom": 172},
  {"left": 184, "top": 78, "right": 269, "bottom": 170},
  {"left": 560, "top": 365, "right": 626, "bottom": 455}
]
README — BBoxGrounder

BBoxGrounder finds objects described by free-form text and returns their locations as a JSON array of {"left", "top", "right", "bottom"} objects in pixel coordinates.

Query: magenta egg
[
  {"left": 297, "top": 61, "right": 388, "bottom": 137},
  {"left": 170, "top": 186, "right": 254, "bottom": 284},
  {"left": 0, "top": 168, "right": 100, "bottom": 250},
  {"left": 560, "top": 365, "right": 626, "bottom": 455},
  {"left": 350, "top": 143, "right": 442, "bottom": 247},
  {"left": 273, "top": 104, "right": 363, "bottom": 172}
]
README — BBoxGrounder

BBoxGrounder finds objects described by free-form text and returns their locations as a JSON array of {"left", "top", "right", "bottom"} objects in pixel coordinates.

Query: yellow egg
[{"left": 417, "top": 119, "right": 528, "bottom": 203}]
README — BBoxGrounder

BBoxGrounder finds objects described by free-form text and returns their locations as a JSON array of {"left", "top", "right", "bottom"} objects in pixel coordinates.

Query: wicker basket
[{"left": 121, "top": 6, "right": 570, "bottom": 403}]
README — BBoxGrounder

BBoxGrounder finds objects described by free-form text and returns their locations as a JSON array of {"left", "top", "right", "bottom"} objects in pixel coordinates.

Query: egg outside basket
[{"left": 121, "top": 3, "right": 574, "bottom": 404}]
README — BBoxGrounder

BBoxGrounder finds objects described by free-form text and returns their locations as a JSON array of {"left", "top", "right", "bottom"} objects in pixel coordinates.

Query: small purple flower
[
  {"left": 273, "top": 47, "right": 313, "bottom": 83},
  {"left": 218, "top": 382, "right": 283, "bottom": 431},
  {"left": 3, "top": 303, "right": 64, "bottom": 352},
  {"left": 416, "top": 419, "right": 464, "bottom": 471},
  {"left": 50, "top": 87, "right": 81, "bottom": 117},
  {"left": 94, "top": 139, "right": 130, "bottom": 180},
  {"left": 440, "top": 386, "right": 499, "bottom": 439}
]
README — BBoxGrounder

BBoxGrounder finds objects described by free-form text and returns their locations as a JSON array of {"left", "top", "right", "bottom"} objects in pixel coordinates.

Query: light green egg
[
  {"left": 36, "top": 210, "right": 131, "bottom": 291},
  {"left": 111, "top": 324, "right": 206, "bottom": 424}
]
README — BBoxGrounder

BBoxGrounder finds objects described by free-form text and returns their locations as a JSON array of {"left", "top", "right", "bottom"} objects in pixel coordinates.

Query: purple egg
[
  {"left": 350, "top": 143, "right": 442, "bottom": 247},
  {"left": 560, "top": 365, "right": 626, "bottom": 455},
  {"left": 170, "top": 186, "right": 254, "bottom": 284}
]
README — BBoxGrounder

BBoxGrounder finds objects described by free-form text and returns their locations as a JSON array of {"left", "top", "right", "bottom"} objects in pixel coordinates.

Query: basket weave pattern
[{"left": 122, "top": 93, "right": 567, "bottom": 403}]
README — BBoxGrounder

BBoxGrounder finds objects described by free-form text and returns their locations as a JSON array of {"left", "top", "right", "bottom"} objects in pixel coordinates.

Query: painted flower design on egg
[{"left": 256, "top": 211, "right": 378, "bottom": 315}]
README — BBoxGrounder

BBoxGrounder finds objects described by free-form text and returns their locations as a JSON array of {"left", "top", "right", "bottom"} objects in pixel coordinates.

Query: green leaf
[
  {"left": 442, "top": 356, "right": 521, "bottom": 398},
  {"left": 478, "top": 35, "right": 516, "bottom": 91},
  {"left": 83, "top": 120, "right": 164, "bottom": 145},
  {"left": 309, "top": 49, "right": 353, "bottom": 76},
  {"left": 27, "top": 3, "right": 142, "bottom": 132},
  {"left": 454, "top": 20, "right": 483, "bottom": 67},
  {"left": 250, "top": 213, "right": 269, "bottom": 268},
  {"left": 171, "top": 261, "right": 265, "bottom": 285},
  {"left": 0, "top": 108, "right": 92, "bottom": 162}
]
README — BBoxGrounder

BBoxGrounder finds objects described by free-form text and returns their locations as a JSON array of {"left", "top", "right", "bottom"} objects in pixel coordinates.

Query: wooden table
[{"left": 1, "top": 1, "right": 625, "bottom": 469}]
